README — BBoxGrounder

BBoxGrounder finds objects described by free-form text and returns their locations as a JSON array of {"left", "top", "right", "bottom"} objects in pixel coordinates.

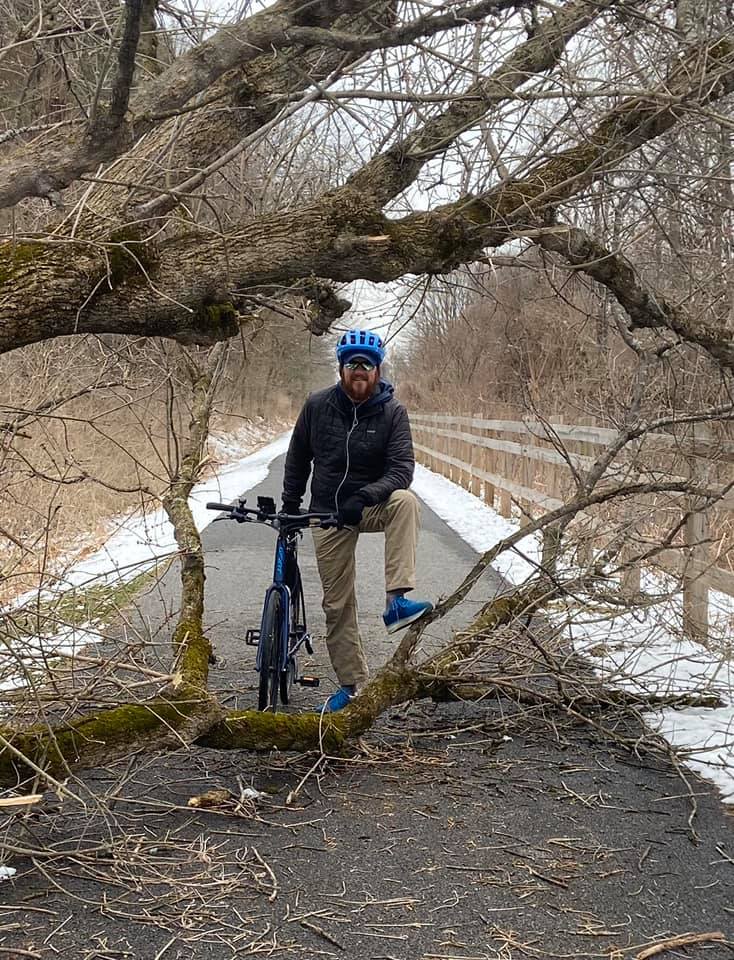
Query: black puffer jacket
[{"left": 282, "top": 380, "right": 414, "bottom": 513}]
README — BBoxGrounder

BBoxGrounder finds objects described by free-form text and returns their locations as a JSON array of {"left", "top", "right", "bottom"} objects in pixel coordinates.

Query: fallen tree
[
  {"left": 2, "top": 455, "right": 730, "bottom": 786},
  {"left": 2, "top": 0, "right": 733, "bottom": 362},
  {"left": 1, "top": 0, "right": 734, "bottom": 797}
]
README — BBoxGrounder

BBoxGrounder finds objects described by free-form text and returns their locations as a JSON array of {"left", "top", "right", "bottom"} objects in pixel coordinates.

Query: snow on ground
[
  {"left": 413, "top": 462, "right": 734, "bottom": 806},
  {"left": 412, "top": 464, "right": 543, "bottom": 582},
  {"left": 9, "top": 431, "right": 291, "bottom": 608},
  {"left": 564, "top": 586, "right": 734, "bottom": 804},
  {"left": 1, "top": 624, "right": 106, "bottom": 693},
  {"left": 1, "top": 429, "right": 291, "bottom": 692},
  {"left": 54, "top": 430, "right": 291, "bottom": 594},
  {"left": 208, "top": 419, "right": 285, "bottom": 460}
]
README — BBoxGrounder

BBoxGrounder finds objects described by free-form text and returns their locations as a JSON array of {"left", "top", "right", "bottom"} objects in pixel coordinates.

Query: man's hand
[
  {"left": 281, "top": 499, "right": 302, "bottom": 516},
  {"left": 338, "top": 493, "right": 367, "bottom": 527}
]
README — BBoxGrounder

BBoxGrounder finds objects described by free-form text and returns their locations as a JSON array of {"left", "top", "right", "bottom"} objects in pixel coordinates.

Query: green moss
[
  {"left": 104, "top": 227, "right": 157, "bottom": 285},
  {"left": 470, "top": 593, "right": 524, "bottom": 634},
  {"left": 0, "top": 687, "right": 213, "bottom": 785},
  {"left": 173, "top": 615, "right": 212, "bottom": 690},
  {"left": 0, "top": 241, "right": 46, "bottom": 285},
  {"left": 194, "top": 301, "right": 239, "bottom": 340},
  {"left": 200, "top": 709, "right": 347, "bottom": 754}
]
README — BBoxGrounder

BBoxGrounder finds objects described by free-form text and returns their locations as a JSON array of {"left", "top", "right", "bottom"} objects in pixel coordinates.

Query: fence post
[
  {"left": 522, "top": 431, "right": 534, "bottom": 525},
  {"left": 461, "top": 420, "right": 470, "bottom": 491},
  {"left": 428, "top": 421, "right": 437, "bottom": 473},
  {"left": 683, "top": 423, "right": 709, "bottom": 641},
  {"left": 467, "top": 419, "right": 476, "bottom": 495},
  {"left": 447, "top": 424, "right": 454, "bottom": 483},
  {"left": 482, "top": 431, "right": 494, "bottom": 508},
  {"left": 496, "top": 427, "right": 511, "bottom": 517},
  {"left": 458, "top": 420, "right": 467, "bottom": 489},
  {"left": 576, "top": 518, "right": 595, "bottom": 568}
]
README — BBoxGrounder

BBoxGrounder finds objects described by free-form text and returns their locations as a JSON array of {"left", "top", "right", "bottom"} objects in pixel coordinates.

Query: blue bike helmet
[{"left": 335, "top": 329, "right": 386, "bottom": 366}]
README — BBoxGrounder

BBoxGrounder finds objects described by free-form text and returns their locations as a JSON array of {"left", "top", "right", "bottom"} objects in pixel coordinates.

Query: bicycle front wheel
[{"left": 258, "top": 591, "right": 283, "bottom": 712}]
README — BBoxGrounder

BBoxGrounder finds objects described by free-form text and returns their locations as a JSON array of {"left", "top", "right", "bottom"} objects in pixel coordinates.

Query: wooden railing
[{"left": 411, "top": 413, "right": 734, "bottom": 639}]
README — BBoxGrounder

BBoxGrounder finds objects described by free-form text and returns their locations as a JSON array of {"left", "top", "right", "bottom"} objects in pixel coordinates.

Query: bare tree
[{"left": 1, "top": 0, "right": 734, "bottom": 787}]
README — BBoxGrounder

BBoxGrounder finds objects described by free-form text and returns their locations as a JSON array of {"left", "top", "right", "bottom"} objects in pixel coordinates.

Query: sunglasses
[{"left": 344, "top": 359, "right": 376, "bottom": 371}]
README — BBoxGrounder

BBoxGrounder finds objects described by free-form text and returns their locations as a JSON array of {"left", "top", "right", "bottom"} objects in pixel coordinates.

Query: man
[{"left": 281, "top": 328, "right": 433, "bottom": 712}]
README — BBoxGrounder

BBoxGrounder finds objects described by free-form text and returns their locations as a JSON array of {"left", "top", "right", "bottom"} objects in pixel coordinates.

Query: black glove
[
  {"left": 338, "top": 493, "right": 367, "bottom": 527},
  {"left": 281, "top": 499, "right": 301, "bottom": 516}
]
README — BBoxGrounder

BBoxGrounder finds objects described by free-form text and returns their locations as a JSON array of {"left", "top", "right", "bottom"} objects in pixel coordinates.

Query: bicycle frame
[{"left": 255, "top": 530, "right": 312, "bottom": 677}]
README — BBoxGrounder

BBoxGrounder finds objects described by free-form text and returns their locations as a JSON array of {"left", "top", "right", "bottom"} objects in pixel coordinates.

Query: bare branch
[
  {"left": 346, "top": 0, "right": 626, "bottom": 205},
  {"left": 533, "top": 222, "right": 734, "bottom": 373}
]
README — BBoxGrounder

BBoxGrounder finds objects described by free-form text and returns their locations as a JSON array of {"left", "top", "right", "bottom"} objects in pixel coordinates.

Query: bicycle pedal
[
  {"left": 304, "top": 634, "right": 314, "bottom": 655},
  {"left": 296, "top": 675, "right": 320, "bottom": 687},
  {"left": 245, "top": 629, "right": 260, "bottom": 646}
]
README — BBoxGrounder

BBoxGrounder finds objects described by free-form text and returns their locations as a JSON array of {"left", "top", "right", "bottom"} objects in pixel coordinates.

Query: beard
[
  {"left": 342, "top": 372, "right": 374, "bottom": 402},
  {"left": 350, "top": 378, "right": 370, "bottom": 397}
]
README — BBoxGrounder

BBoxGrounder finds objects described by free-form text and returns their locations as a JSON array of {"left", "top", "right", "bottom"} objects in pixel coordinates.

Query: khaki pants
[{"left": 311, "top": 489, "right": 420, "bottom": 687}]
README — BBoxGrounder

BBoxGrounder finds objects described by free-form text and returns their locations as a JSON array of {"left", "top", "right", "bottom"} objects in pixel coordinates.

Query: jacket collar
[{"left": 334, "top": 378, "right": 394, "bottom": 414}]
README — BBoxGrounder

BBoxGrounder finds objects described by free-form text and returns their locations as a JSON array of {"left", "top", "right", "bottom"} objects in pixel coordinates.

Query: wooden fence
[{"left": 411, "top": 413, "right": 734, "bottom": 639}]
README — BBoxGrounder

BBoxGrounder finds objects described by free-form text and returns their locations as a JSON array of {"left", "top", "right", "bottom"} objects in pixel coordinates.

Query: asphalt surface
[{"left": 2, "top": 455, "right": 733, "bottom": 960}]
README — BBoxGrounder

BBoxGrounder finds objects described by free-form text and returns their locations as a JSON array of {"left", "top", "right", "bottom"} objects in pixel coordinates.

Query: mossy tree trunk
[{"left": 161, "top": 344, "right": 227, "bottom": 692}]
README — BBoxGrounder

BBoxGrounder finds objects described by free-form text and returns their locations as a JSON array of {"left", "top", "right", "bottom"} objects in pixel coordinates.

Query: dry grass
[{"left": 0, "top": 334, "right": 304, "bottom": 605}]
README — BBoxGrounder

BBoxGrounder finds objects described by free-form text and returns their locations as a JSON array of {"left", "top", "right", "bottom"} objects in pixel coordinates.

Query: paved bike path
[
  {"left": 201, "top": 455, "right": 489, "bottom": 710},
  {"left": 5, "top": 454, "right": 734, "bottom": 960}
]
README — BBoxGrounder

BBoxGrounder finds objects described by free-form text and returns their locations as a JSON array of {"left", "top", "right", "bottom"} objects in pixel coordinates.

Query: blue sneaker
[
  {"left": 320, "top": 685, "right": 355, "bottom": 713},
  {"left": 383, "top": 596, "right": 434, "bottom": 634}
]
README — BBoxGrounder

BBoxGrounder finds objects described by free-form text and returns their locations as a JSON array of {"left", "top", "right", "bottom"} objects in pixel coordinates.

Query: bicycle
[{"left": 205, "top": 495, "right": 339, "bottom": 712}]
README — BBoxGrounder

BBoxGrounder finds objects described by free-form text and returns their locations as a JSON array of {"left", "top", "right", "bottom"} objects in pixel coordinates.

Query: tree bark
[
  {"left": 161, "top": 344, "right": 226, "bottom": 689},
  {"left": 0, "top": 0, "right": 395, "bottom": 208},
  {"left": 1, "top": 36, "right": 731, "bottom": 356}
]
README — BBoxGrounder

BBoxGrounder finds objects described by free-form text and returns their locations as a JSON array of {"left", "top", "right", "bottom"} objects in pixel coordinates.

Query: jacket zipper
[{"left": 334, "top": 402, "right": 360, "bottom": 514}]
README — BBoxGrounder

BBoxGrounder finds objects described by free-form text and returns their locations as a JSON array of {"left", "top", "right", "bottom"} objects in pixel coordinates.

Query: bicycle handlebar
[
  {"left": 205, "top": 501, "right": 340, "bottom": 529},
  {"left": 206, "top": 501, "right": 240, "bottom": 513}
]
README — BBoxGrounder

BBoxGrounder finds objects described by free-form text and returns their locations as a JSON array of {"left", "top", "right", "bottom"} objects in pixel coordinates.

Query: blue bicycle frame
[{"left": 255, "top": 537, "right": 292, "bottom": 677}]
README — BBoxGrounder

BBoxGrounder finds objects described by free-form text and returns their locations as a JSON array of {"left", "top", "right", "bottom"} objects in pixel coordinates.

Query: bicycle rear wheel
[{"left": 258, "top": 591, "right": 283, "bottom": 712}]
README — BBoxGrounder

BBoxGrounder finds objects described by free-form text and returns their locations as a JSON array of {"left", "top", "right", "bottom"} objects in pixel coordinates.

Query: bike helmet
[{"left": 335, "top": 329, "right": 386, "bottom": 366}]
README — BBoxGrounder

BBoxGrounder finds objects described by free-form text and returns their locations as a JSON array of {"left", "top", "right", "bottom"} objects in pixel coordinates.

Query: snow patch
[
  {"left": 412, "top": 463, "right": 542, "bottom": 583},
  {"left": 8, "top": 432, "right": 291, "bottom": 608},
  {"left": 0, "top": 623, "right": 105, "bottom": 692},
  {"left": 1, "top": 431, "right": 290, "bottom": 694},
  {"left": 412, "top": 462, "right": 734, "bottom": 805}
]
